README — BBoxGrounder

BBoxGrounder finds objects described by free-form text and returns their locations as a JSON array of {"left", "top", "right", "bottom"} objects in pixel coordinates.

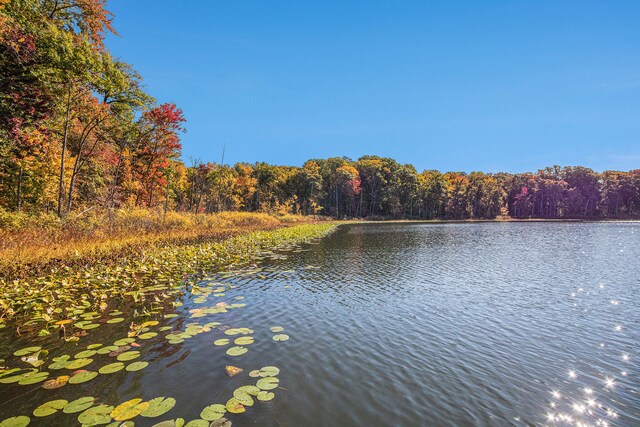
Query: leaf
[
  {"left": 272, "top": 334, "right": 289, "bottom": 341},
  {"left": 97, "top": 346, "right": 119, "bottom": 355},
  {"left": 200, "top": 403, "right": 225, "bottom": 421},
  {"left": 256, "top": 377, "right": 279, "bottom": 390},
  {"left": 0, "top": 416, "right": 30, "bottom": 427},
  {"left": 138, "top": 332, "right": 158, "bottom": 340},
  {"left": 69, "top": 370, "right": 97, "bottom": 384},
  {"left": 184, "top": 421, "right": 209, "bottom": 427},
  {"left": 18, "top": 371, "right": 49, "bottom": 385},
  {"left": 63, "top": 397, "right": 96, "bottom": 414},
  {"left": 13, "top": 347, "right": 41, "bottom": 357},
  {"left": 141, "top": 397, "right": 176, "bottom": 417},
  {"left": 116, "top": 351, "right": 140, "bottom": 362},
  {"left": 42, "top": 375, "right": 69, "bottom": 389},
  {"left": 225, "top": 398, "right": 245, "bottom": 414},
  {"left": 110, "top": 398, "right": 149, "bottom": 421},
  {"left": 78, "top": 404, "right": 114, "bottom": 425},
  {"left": 211, "top": 418, "right": 231, "bottom": 427},
  {"left": 213, "top": 339, "right": 229, "bottom": 346},
  {"left": 225, "top": 346, "right": 247, "bottom": 357},
  {"left": 99, "top": 362, "right": 125, "bottom": 374},
  {"left": 224, "top": 365, "right": 243, "bottom": 377},
  {"left": 259, "top": 366, "right": 280, "bottom": 377},
  {"left": 66, "top": 358, "right": 93, "bottom": 370},
  {"left": 233, "top": 336, "right": 254, "bottom": 345},
  {"left": 270, "top": 326, "right": 284, "bottom": 333},
  {"left": 126, "top": 361, "right": 149, "bottom": 372},
  {"left": 236, "top": 385, "right": 261, "bottom": 396},
  {"left": 248, "top": 370, "right": 260, "bottom": 378},
  {"left": 113, "top": 338, "right": 135, "bottom": 346},
  {"left": 256, "top": 391, "right": 275, "bottom": 401},
  {"left": 33, "top": 399, "right": 68, "bottom": 417},
  {"left": 75, "top": 350, "right": 97, "bottom": 358},
  {"left": 232, "top": 390, "right": 254, "bottom": 406}
]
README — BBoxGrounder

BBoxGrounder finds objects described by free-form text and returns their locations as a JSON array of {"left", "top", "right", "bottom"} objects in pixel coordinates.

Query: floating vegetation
[
  {"left": 272, "top": 334, "right": 289, "bottom": 342},
  {"left": 0, "top": 223, "right": 336, "bottom": 426}
]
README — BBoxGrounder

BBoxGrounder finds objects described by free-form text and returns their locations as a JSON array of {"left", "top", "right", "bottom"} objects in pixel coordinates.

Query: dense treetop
[{"left": 1, "top": 2, "right": 639, "bottom": 219}]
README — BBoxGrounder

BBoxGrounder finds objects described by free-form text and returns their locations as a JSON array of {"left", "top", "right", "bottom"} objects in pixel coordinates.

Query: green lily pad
[
  {"left": 226, "top": 346, "right": 247, "bottom": 357},
  {"left": 232, "top": 390, "right": 254, "bottom": 406},
  {"left": 225, "top": 398, "right": 245, "bottom": 414},
  {"left": 69, "top": 371, "right": 98, "bottom": 384},
  {"left": 97, "top": 346, "right": 119, "bottom": 354},
  {"left": 126, "top": 361, "right": 149, "bottom": 372},
  {"left": 248, "top": 370, "right": 261, "bottom": 377},
  {"left": 256, "top": 377, "right": 279, "bottom": 390},
  {"left": 33, "top": 399, "right": 68, "bottom": 417},
  {"left": 116, "top": 351, "right": 140, "bottom": 362},
  {"left": 18, "top": 371, "right": 49, "bottom": 385},
  {"left": 75, "top": 350, "right": 97, "bottom": 359},
  {"left": 106, "top": 317, "right": 125, "bottom": 324},
  {"left": 200, "top": 404, "right": 226, "bottom": 421},
  {"left": 184, "top": 421, "right": 208, "bottom": 427},
  {"left": 99, "top": 362, "right": 125, "bottom": 374},
  {"left": 272, "top": 334, "right": 289, "bottom": 341},
  {"left": 13, "top": 346, "right": 41, "bottom": 357},
  {"left": 234, "top": 336, "right": 254, "bottom": 345},
  {"left": 259, "top": 366, "right": 280, "bottom": 377},
  {"left": 256, "top": 391, "right": 275, "bottom": 401},
  {"left": 66, "top": 358, "right": 93, "bottom": 370},
  {"left": 141, "top": 397, "right": 176, "bottom": 417},
  {"left": 138, "top": 332, "right": 158, "bottom": 340},
  {"left": 111, "top": 398, "right": 149, "bottom": 421},
  {"left": 270, "top": 326, "right": 284, "bottom": 333},
  {"left": 0, "top": 416, "right": 30, "bottom": 427},
  {"left": 86, "top": 344, "right": 103, "bottom": 350},
  {"left": 113, "top": 338, "right": 135, "bottom": 346},
  {"left": 236, "top": 385, "right": 261, "bottom": 395},
  {"left": 213, "top": 339, "right": 229, "bottom": 346},
  {"left": 64, "top": 396, "right": 96, "bottom": 414},
  {"left": 78, "top": 404, "right": 114, "bottom": 425}
]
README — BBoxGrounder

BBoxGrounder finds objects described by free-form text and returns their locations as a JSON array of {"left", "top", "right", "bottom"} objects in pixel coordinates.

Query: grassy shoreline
[{"left": 0, "top": 219, "right": 338, "bottom": 328}]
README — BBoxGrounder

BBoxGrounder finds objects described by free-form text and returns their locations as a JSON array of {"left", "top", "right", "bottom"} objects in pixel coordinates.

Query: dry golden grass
[{"left": 0, "top": 208, "right": 315, "bottom": 279}]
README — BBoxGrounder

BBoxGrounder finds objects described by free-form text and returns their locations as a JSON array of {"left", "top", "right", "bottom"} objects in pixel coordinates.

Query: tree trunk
[
  {"left": 16, "top": 165, "right": 23, "bottom": 211},
  {"left": 57, "top": 83, "right": 72, "bottom": 217}
]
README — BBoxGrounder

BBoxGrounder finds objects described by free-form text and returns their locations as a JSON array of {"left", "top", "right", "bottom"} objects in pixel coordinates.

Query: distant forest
[{"left": 1, "top": 1, "right": 639, "bottom": 220}]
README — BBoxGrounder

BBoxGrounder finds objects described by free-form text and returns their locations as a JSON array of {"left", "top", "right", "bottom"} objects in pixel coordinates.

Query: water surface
[{"left": 1, "top": 222, "right": 638, "bottom": 426}]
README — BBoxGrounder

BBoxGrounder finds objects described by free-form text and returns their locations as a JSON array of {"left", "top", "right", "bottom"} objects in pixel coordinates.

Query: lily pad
[
  {"left": 97, "top": 346, "right": 119, "bottom": 355},
  {"left": 138, "top": 332, "right": 158, "bottom": 340},
  {"left": 232, "top": 390, "right": 254, "bottom": 406},
  {"left": 272, "top": 334, "right": 289, "bottom": 342},
  {"left": 0, "top": 416, "right": 30, "bottom": 427},
  {"left": 78, "top": 404, "right": 114, "bottom": 425},
  {"left": 126, "top": 361, "right": 149, "bottom": 372},
  {"left": 64, "top": 396, "right": 96, "bottom": 414},
  {"left": 66, "top": 358, "right": 93, "bottom": 370},
  {"left": 184, "top": 421, "right": 208, "bottom": 427},
  {"left": 75, "top": 350, "right": 97, "bottom": 359},
  {"left": 256, "top": 377, "right": 279, "bottom": 390},
  {"left": 69, "top": 371, "right": 98, "bottom": 384},
  {"left": 107, "top": 317, "right": 125, "bottom": 324},
  {"left": 99, "top": 363, "right": 125, "bottom": 374},
  {"left": 213, "top": 339, "right": 229, "bottom": 346},
  {"left": 42, "top": 375, "right": 69, "bottom": 389},
  {"left": 248, "top": 370, "right": 260, "bottom": 378},
  {"left": 226, "top": 347, "right": 247, "bottom": 357},
  {"left": 270, "top": 326, "right": 284, "bottom": 333},
  {"left": 33, "top": 399, "right": 68, "bottom": 417},
  {"left": 256, "top": 391, "right": 275, "bottom": 401},
  {"left": 234, "top": 336, "right": 254, "bottom": 345},
  {"left": 236, "top": 385, "right": 261, "bottom": 395},
  {"left": 111, "top": 398, "right": 149, "bottom": 421},
  {"left": 116, "top": 351, "right": 140, "bottom": 362},
  {"left": 225, "top": 398, "right": 245, "bottom": 414},
  {"left": 13, "top": 347, "right": 41, "bottom": 357},
  {"left": 141, "top": 397, "right": 176, "bottom": 418},
  {"left": 18, "top": 371, "right": 49, "bottom": 385},
  {"left": 211, "top": 418, "right": 232, "bottom": 427},
  {"left": 113, "top": 338, "right": 135, "bottom": 346},
  {"left": 200, "top": 404, "right": 225, "bottom": 421},
  {"left": 259, "top": 366, "right": 280, "bottom": 377}
]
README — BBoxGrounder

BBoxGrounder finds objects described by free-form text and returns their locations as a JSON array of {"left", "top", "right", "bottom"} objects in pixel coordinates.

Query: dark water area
[{"left": 1, "top": 222, "right": 639, "bottom": 426}]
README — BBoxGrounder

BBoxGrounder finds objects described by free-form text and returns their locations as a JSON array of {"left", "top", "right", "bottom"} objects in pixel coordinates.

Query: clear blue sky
[{"left": 105, "top": 1, "right": 640, "bottom": 173}]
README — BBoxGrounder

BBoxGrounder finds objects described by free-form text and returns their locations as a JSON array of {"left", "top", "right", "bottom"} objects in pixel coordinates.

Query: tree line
[{"left": 1, "top": 1, "right": 639, "bottom": 220}]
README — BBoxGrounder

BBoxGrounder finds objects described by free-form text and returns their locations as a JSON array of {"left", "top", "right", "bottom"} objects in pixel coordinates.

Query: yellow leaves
[
  {"left": 224, "top": 365, "right": 243, "bottom": 377},
  {"left": 110, "top": 398, "right": 149, "bottom": 421}
]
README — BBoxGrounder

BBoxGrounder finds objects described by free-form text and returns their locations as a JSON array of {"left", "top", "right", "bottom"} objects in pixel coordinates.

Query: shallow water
[{"left": 1, "top": 222, "right": 639, "bottom": 426}]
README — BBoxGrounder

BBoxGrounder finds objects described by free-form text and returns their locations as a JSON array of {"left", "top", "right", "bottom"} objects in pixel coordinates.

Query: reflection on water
[{"left": 0, "top": 222, "right": 638, "bottom": 426}]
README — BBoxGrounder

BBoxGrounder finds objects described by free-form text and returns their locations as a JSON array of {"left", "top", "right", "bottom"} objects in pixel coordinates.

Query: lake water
[{"left": 1, "top": 222, "right": 639, "bottom": 426}]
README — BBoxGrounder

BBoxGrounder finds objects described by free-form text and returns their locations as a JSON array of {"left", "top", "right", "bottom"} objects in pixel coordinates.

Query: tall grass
[{"left": 0, "top": 208, "right": 316, "bottom": 278}]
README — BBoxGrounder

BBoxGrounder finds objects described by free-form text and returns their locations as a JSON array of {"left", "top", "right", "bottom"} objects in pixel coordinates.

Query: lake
[{"left": 1, "top": 222, "right": 638, "bottom": 426}]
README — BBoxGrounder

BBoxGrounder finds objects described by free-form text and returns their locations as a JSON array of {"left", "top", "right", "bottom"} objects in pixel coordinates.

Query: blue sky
[{"left": 105, "top": 1, "right": 640, "bottom": 173}]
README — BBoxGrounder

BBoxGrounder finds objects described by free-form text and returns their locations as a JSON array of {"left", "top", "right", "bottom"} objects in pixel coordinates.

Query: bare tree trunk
[{"left": 57, "top": 83, "right": 72, "bottom": 217}]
